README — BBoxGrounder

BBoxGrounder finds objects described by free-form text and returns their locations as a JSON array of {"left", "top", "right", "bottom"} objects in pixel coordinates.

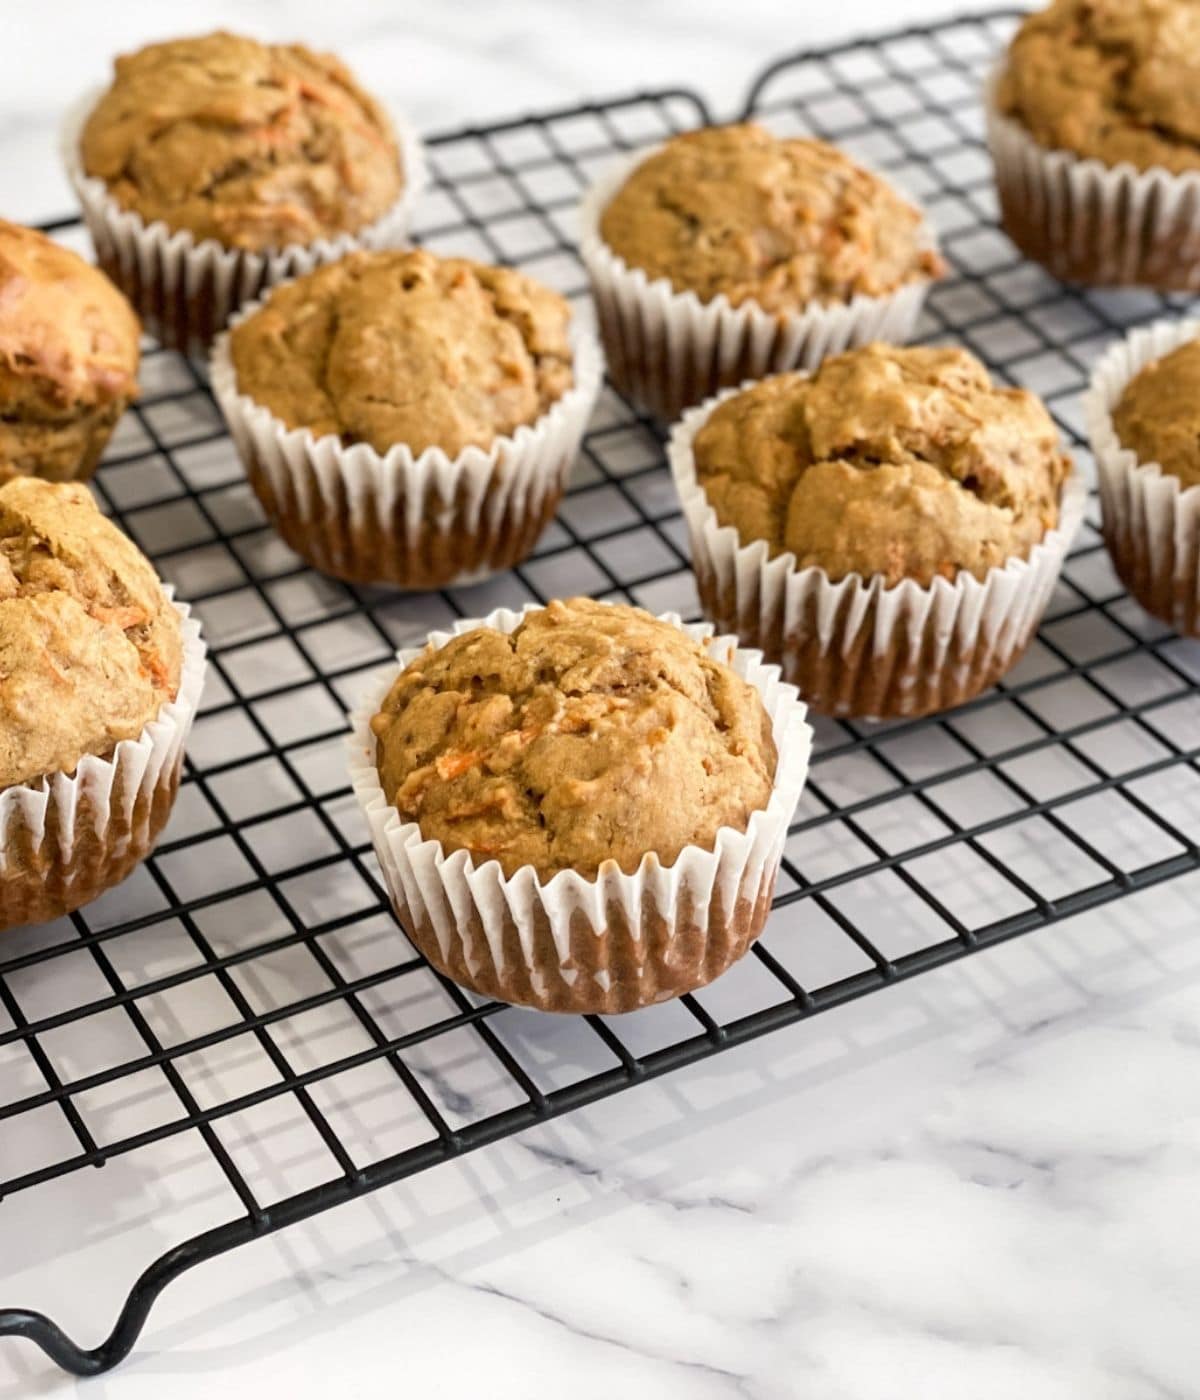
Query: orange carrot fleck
[
  {"left": 437, "top": 749, "right": 482, "bottom": 780},
  {"left": 91, "top": 604, "right": 148, "bottom": 631}
]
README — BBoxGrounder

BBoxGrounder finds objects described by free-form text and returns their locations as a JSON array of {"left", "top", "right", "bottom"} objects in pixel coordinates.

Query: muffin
[
  {"left": 0, "top": 220, "right": 139, "bottom": 484},
  {"left": 0, "top": 478, "right": 206, "bottom": 930},
  {"left": 579, "top": 122, "right": 942, "bottom": 420},
  {"left": 668, "top": 344, "right": 1086, "bottom": 719},
  {"left": 1086, "top": 318, "right": 1200, "bottom": 633},
  {"left": 349, "top": 597, "right": 812, "bottom": 1014},
  {"left": 210, "top": 248, "right": 603, "bottom": 589},
  {"left": 65, "top": 31, "right": 423, "bottom": 355},
  {"left": 988, "top": 0, "right": 1200, "bottom": 289}
]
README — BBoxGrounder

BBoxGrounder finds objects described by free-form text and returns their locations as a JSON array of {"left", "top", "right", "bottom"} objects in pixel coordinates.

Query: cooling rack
[{"left": 6, "top": 7, "right": 1200, "bottom": 1377}]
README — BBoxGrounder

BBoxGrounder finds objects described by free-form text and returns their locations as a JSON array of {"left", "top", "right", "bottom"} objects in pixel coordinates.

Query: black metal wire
[{"left": 3, "top": 12, "right": 1200, "bottom": 1377}]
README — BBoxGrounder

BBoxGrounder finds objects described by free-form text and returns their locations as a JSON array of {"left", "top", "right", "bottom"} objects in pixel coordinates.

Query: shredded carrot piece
[
  {"left": 293, "top": 77, "right": 391, "bottom": 151},
  {"left": 436, "top": 749, "right": 482, "bottom": 780},
  {"left": 91, "top": 604, "right": 148, "bottom": 631},
  {"left": 141, "top": 651, "right": 172, "bottom": 691},
  {"left": 466, "top": 840, "right": 509, "bottom": 856}
]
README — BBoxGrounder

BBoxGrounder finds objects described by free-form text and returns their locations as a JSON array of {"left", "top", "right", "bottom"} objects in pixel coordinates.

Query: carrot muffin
[
  {"left": 0, "top": 220, "right": 139, "bottom": 484},
  {"left": 371, "top": 596, "right": 776, "bottom": 880},
  {"left": 582, "top": 122, "right": 942, "bottom": 419},
  {"left": 989, "top": 0, "right": 1200, "bottom": 288},
  {"left": 0, "top": 477, "right": 201, "bottom": 930},
  {"left": 599, "top": 123, "right": 941, "bottom": 311},
  {"left": 1086, "top": 323, "right": 1200, "bottom": 634},
  {"left": 692, "top": 344, "right": 1069, "bottom": 588},
  {"left": 80, "top": 31, "right": 403, "bottom": 252},
  {"left": 229, "top": 249, "right": 573, "bottom": 456},
  {"left": 212, "top": 248, "right": 602, "bottom": 588},
  {"left": 352, "top": 597, "right": 811, "bottom": 1013},
  {"left": 1111, "top": 339, "right": 1200, "bottom": 486},
  {"left": 670, "top": 344, "right": 1083, "bottom": 718},
  {"left": 70, "top": 31, "right": 414, "bottom": 352}
]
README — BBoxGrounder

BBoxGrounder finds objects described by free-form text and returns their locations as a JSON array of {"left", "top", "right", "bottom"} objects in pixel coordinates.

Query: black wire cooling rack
[{"left": 6, "top": 7, "right": 1200, "bottom": 1378}]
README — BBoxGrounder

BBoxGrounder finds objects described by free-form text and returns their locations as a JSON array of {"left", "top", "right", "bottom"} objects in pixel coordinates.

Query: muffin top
[
  {"left": 0, "top": 478, "right": 182, "bottom": 789},
  {"left": 370, "top": 597, "right": 777, "bottom": 881},
  {"left": 597, "top": 123, "right": 942, "bottom": 312},
  {"left": 230, "top": 249, "right": 574, "bottom": 457},
  {"left": 691, "top": 344, "right": 1071, "bottom": 588},
  {"left": 0, "top": 220, "right": 139, "bottom": 418},
  {"left": 998, "top": 0, "right": 1200, "bottom": 173},
  {"left": 1112, "top": 337, "right": 1200, "bottom": 486},
  {"left": 80, "top": 31, "right": 403, "bottom": 251}
]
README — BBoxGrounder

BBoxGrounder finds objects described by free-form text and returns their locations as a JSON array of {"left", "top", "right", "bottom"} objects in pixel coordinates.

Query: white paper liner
[
  {"left": 348, "top": 604, "right": 812, "bottom": 1015},
  {"left": 210, "top": 303, "right": 604, "bottom": 589},
  {"left": 0, "top": 597, "right": 207, "bottom": 926},
  {"left": 984, "top": 68, "right": 1200, "bottom": 290},
  {"left": 668, "top": 382, "right": 1088, "bottom": 720},
  {"left": 62, "top": 88, "right": 428, "bottom": 355},
  {"left": 578, "top": 143, "right": 939, "bottom": 421},
  {"left": 1084, "top": 317, "right": 1200, "bottom": 634}
]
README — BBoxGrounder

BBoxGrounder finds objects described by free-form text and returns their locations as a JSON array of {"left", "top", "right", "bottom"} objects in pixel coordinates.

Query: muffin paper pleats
[
  {"left": 579, "top": 147, "right": 938, "bottom": 422},
  {"left": 0, "top": 598, "right": 206, "bottom": 931},
  {"left": 985, "top": 71, "right": 1200, "bottom": 292},
  {"left": 669, "top": 384, "right": 1087, "bottom": 721},
  {"left": 61, "top": 91, "right": 428, "bottom": 358},
  {"left": 210, "top": 313, "right": 604, "bottom": 590},
  {"left": 1085, "top": 318, "right": 1200, "bottom": 636},
  {"left": 348, "top": 605, "right": 812, "bottom": 1015}
]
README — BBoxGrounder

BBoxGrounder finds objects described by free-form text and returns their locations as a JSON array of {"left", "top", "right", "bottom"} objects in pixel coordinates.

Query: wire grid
[{"left": 6, "top": 7, "right": 1200, "bottom": 1373}]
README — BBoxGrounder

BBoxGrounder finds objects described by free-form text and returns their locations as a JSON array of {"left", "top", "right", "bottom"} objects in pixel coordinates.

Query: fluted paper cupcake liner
[
  {"left": 668, "top": 384, "right": 1088, "bottom": 720},
  {"left": 348, "top": 604, "right": 812, "bottom": 1015},
  {"left": 1085, "top": 317, "right": 1200, "bottom": 634},
  {"left": 210, "top": 309, "right": 604, "bottom": 589},
  {"left": 578, "top": 145, "right": 939, "bottom": 422},
  {"left": 62, "top": 89, "right": 428, "bottom": 357},
  {"left": 985, "top": 70, "right": 1200, "bottom": 291},
  {"left": 0, "top": 599, "right": 207, "bottom": 931}
]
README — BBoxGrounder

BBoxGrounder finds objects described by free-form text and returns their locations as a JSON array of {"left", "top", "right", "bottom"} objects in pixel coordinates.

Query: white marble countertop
[{"left": 6, "top": 2, "right": 1200, "bottom": 1398}]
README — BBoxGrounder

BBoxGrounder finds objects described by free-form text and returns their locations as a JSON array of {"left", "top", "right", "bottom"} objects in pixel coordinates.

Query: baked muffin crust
[
  {"left": 0, "top": 478, "right": 182, "bottom": 788},
  {"left": 998, "top": 0, "right": 1200, "bottom": 174},
  {"left": 1112, "top": 337, "right": 1200, "bottom": 486},
  {"left": 80, "top": 31, "right": 402, "bottom": 252},
  {"left": 598, "top": 122, "right": 941, "bottom": 311},
  {"left": 692, "top": 344, "right": 1071, "bottom": 588},
  {"left": 230, "top": 249, "right": 574, "bottom": 457},
  {"left": 371, "top": 598, "right": 777, "bottom": 880},
  {"left": 0, "top": 221, "right": 139, "bottom": 484}
]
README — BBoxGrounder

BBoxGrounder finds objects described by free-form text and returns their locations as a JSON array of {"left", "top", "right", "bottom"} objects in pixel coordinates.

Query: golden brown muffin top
[
  {"left": 0, "top": 478, "right": 182, "bottom": 789},
  {"left": 0, "top": 220, "right": 139, "bottom": 417},
  {"left": 597, "top": 122, "right": 942, "bottom": 312},
  {"left": 1112, "top": 337, "right": 1200, "bottom": 486},
  {"left": 230, "top": 248, "right": 574, "bottom": 457},
  {"left": 692, "top": 344, "right": 1071, "bottom": 588},
  {"left": 80, "top": 31, "right": 403, "bottom": 251},
  {"left": 998, "top": 0, "right": 1200, "bottom": 173},
  {"left": 370, "top": 597, "right": 777, "bottom": 881}
]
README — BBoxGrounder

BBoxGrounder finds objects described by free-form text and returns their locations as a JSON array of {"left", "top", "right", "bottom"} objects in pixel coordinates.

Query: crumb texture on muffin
[
  {"left": 597, "top": 122, "right": 942, "bottom": 311},
  {"left": 0, "top": 478, "right": 182, "bottom": 789},
  {"left": 0, "top": 220, "right": 140, "bottom": 484},
  {"left": 1113, "top": 338, "right": 1200, "bottom": 486},
  {"left": 998, "top": 0, "right": 1200, "bottom": 173},
  {"left": 370, "top": 597, "right": 778, "bottom": 880},
  {"left": 80, "top": 31, "right": 402, "bottom": 251},
  {"left": 230, "top": 249, "right": 574, "bottom": 457},
  {"left": 692, "top": 344, "right": 1071, "bottom": 588}
]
